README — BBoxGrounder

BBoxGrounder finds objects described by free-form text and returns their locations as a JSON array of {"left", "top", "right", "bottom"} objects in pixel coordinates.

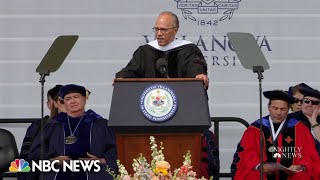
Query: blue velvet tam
[
  {"left": 288, "top": 83, "right": 312, "bottom": 97},
  {"left": 299, "top": 88, "right": 320, "bottom": 100},
  {"left": 59, "top": 84, "right": 87, "bottom": 99},
  {"left": 263, "top": 90, "right": 295, "bottom": 104},
  {"left": 47, "top": 84, "right": 63, "bottom": 100}
]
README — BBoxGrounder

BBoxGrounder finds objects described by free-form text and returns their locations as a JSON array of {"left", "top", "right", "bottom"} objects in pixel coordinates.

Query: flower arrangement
[{"left": 107, "top": 136, "right": 212, "bottom": 180}]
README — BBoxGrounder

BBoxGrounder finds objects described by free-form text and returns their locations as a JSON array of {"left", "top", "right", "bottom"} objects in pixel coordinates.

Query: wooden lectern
[{"left": 109, "top": 78, "right": 211, "bottom": 175}]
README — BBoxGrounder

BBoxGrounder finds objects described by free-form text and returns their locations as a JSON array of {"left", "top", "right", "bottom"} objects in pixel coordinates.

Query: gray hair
[{"left": 159, "top": 11, "right": 179, "bottom": 28}]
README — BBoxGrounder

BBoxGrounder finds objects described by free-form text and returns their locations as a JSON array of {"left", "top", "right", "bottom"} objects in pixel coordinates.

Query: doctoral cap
[
  {"left": 48, "top": 85, "right": 63, "bottom": 100},
  {"left": 288, "top": 83, "right": 312, "bottom": 97},
  {"left": 59, "top": 84, "right": 87, "bottom": 99},
  {"left": 299, "top": 88, "right": 320, "bottom": 100},
  {"left": 263, "top": 90, "right": 295, "bottom": 104}
]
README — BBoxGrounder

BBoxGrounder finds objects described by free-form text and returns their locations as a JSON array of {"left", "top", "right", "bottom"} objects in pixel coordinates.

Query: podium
[{"left": 109, "top": 78, "right": 211, "bottom": 175}]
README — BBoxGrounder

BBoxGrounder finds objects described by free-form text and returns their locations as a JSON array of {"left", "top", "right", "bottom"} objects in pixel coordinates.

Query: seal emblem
[
  {"left": 174, "top": 0, "right": 242, "bottom": 26},
  {"left": 140, "top": 84, "right": 178, "bottom": 122}
]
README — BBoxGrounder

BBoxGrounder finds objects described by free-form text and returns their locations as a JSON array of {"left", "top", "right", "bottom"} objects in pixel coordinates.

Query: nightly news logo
[
  {"left": 268, "top": 147, "right": 303, "bottom": 159},
  {"left": 9, "top": 159, "right": 101, "bottom": 172}
]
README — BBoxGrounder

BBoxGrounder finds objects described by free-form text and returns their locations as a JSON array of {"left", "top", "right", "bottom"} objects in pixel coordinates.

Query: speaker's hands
[{"left": 195, "top": 74, "right": 209, "bottom": 89}]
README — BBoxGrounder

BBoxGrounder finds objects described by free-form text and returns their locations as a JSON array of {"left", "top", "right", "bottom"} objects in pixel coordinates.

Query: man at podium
[
  {"left": 114, "top": 11, "right": 219, "bottom": 179},
  {"left": 115, "top": 11, "right": 209, "bottom": 89}
]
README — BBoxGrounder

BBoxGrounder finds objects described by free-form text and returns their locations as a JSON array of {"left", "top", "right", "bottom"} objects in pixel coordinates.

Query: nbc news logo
[
  {"left": 9, "top": 159, "right": 101, "bottom": 173},
  {"left": 9, "top": 159, "right": 31, "bottom": 172}
]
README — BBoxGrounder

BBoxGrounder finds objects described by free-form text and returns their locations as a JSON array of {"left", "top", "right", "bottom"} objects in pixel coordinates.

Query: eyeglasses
[
  {"left": 152, "top": 27, "right": 176, "bottom": 34},
  {"left": 303, "top": 98, "right": 320, "bottom": 105},
  {"left": 295, "top": 99, "right": 303, "bottom": 104}
]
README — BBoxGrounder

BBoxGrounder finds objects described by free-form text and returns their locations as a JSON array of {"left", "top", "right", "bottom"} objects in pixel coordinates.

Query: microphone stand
[{"left": 253, "top": 66, "right": 264, "bottom": 180}]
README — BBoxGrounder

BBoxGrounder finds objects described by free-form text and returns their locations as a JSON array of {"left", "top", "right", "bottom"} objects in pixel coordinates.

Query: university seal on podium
[{"left": 140, "top": 84, "right": 178, "bottom": 122}]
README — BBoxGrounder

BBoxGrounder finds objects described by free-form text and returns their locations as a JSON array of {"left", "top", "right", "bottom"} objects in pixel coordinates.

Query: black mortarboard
[
  {"left": 47, "top": 85, "right": 63, "bottom": 100},
  {"left": 288, "top": 83, "right": 312, "bottom": 97},
  {"left": 263, "top": 90, "right": 295, "bottom": 104},
  {"left": 299, "top": 88, "right": 320, "bottom": 100},
  {"left": 59, "top": 84, "right": 87, "bottom": 99}
]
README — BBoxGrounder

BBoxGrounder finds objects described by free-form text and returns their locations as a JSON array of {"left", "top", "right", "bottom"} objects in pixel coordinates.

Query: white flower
[{"left": 107, "top": 136, "right": 209, "bottom": 180}]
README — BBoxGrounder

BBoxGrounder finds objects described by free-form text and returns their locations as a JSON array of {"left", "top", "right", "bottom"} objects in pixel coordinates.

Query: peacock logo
[{"left": 9, "top": 159, "right": 31, "bottom": 172}]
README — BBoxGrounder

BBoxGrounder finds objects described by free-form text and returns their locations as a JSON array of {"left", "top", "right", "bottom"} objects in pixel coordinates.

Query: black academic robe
[
  {"left": 115, "top": 40, "right": 207, "bottom": 78},
  {"left": 289, "top": 111, "right": 320, "bottom": 130},
  {"left": 231, "top": 116, "right": 320, "bottom": 180},
  {"left": 17, "top": 116, "right": 50, "bottom": 180},
  {"left": 29, "top": 110, "right": 117, "bottom": 180},
  {"left": 289, "top": 111, "right": 320, "bottom": 155}
]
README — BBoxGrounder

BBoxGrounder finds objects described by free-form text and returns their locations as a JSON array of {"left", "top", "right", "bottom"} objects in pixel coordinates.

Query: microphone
[{"left": 156, "top": 58, "right": 169, "bottom": 78}]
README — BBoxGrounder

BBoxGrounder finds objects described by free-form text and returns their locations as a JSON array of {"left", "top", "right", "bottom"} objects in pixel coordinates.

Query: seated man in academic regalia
[
  {"left": 29, "top": 84, "right": 117, "bottom": 180},
  {"left": 115, "top": 11, "right": 209, "bottom": 89},
  {"left": 231, "top": 90, "right": 320, "bottom": 180}
]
